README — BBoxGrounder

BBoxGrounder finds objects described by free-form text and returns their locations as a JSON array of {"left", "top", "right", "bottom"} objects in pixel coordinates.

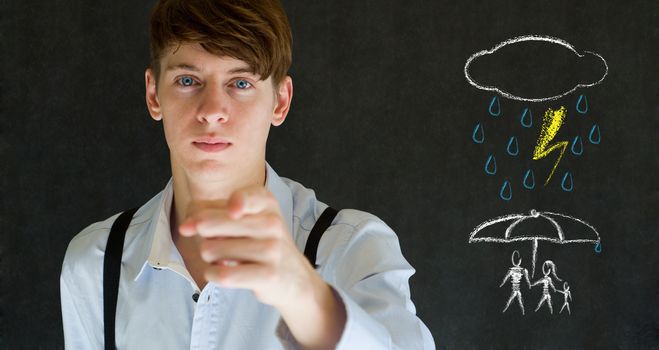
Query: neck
[{"left": 169, "top": 160, "right": 267, "bottom": 241}]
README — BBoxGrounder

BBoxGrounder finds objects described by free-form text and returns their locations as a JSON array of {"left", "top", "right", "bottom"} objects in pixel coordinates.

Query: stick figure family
[{"left": 499, "top": 250, "right": 572, "bottom": 315}]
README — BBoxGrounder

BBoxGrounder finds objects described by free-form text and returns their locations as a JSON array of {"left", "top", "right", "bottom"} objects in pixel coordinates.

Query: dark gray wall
[{"left": 2, "top": 0, "right": 657, "bottom": 348}]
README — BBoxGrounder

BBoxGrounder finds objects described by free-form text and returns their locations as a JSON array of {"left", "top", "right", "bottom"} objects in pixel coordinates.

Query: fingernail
[
  {"left": 222, "top": 259, "right": 239, "bottom": 267},
  {"left": 179, "top": 225, "right": 191, "bottom": 236}
]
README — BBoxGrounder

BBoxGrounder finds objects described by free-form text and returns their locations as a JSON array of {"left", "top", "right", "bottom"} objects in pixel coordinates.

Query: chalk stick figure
[
  {"left": 500, "top": 250, "right": 531, "bottom": 314},
  {"left": 556, "top": 281, "right": 573, "bottom": 314},
  {"left": 531, "top": 260, "right": 562, "bottom": 314}
]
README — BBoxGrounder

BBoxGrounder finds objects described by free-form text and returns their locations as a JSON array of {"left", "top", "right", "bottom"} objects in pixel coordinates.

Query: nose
[{"left": 197, "top": 88, "right": 230, "bottom": 124}]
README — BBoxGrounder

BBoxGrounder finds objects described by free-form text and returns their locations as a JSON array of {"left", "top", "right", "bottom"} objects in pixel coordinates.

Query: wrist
[{"left": 276, "top": 273, "right": 346, "bottom": 349}]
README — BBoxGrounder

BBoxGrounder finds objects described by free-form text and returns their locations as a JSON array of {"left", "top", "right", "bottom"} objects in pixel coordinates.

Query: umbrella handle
[{"left": 531, "top": 239, "right": 539, "bottom": 278}]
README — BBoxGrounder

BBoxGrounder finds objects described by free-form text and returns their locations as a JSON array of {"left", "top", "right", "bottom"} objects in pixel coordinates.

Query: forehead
[{"left": 160, "top": 42, "right": 257, "bottom": 77}]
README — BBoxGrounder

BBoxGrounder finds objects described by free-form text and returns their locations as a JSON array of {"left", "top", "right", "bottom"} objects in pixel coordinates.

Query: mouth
[{"left": 192, "top": 140, "right": 232, "bottom": 153}]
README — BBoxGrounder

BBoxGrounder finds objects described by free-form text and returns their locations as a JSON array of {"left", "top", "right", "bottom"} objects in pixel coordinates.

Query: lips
[
  {"left": 194, "top": 136, "right": 231, "bottom": 144},
  {"left": 193, "top": 136, "right": 232, "bottom": 153}
]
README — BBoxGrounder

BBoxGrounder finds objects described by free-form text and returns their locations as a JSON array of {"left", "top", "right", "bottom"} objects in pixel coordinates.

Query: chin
[
  {"left": 193, "top": 159, "right": 232, "bottom": 174},
  {"left": 173, "top": 156, "right": 232, "bottom": 181}
]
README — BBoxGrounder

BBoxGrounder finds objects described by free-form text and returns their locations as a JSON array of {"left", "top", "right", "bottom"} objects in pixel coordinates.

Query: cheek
[
  {"left": 160, "top": 105, "right": 192, "bottom": 145},
  {"left": 234, "top": 97, "right": 275, "bottom": 127}
]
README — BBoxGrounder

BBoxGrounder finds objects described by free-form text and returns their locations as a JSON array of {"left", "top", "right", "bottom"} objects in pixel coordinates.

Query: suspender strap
[
  {"left": 304, "top": 206, "right": 339, "bottom": 268},
  {"left": 103, "top": 207, "right": 138, "bottom": 350}
]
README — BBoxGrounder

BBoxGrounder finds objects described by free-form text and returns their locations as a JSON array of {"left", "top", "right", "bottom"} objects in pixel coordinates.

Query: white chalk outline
[
  {"left": 464, "top": 35, "right": 609, "bottom": 102},
  {"left": 468, "top": 209, "right": 601, "bottom": 277}
]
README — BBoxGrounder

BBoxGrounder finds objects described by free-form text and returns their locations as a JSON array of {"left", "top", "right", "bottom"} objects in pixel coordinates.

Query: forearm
[{"left": 277, "top": 277, "right": 347, "bottom": 350}]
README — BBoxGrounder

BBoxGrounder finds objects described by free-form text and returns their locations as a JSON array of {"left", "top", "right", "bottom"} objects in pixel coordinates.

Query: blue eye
[
  {"left": 235, "top": 79, "right": 251, "bottom": 89},
  {"left": 179, "top": 76, "right": 195, "bottom": 87}
]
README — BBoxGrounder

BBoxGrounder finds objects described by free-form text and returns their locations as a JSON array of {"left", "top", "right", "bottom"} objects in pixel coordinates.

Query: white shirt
[{"left": 60, "top": 163, "right": 435, "bottom": 349}]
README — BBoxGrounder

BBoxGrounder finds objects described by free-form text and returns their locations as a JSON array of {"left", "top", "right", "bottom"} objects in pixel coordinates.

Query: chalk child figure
[
  {"left": 556, "top": 281, "right": 573, "bottom": 314},
  {"left": 500, "top": 250, "right": 531, "bottom": 314},
  {"left": 531, "top": 260, "right": 562, "bottom": 314}
]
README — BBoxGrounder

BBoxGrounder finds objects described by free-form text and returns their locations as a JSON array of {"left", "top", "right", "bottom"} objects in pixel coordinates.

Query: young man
[{"left": 60, "top": 0, "right": 435, "bottom": 349}]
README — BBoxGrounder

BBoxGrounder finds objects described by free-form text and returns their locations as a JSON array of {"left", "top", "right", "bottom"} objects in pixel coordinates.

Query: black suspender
[
  {"left": 103, "top": 207, "right": 138, "bottom": 350},
  {"left": 303, "top": 206, "right": 339, "bottom": 268},
  {"left": 103, "top": 205, "right": 338, "bottom": 349}
]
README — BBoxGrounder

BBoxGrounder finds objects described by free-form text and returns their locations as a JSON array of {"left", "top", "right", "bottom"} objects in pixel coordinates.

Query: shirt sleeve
[
  {"left": 275, "top": 212, "right": 436, "bottom": 349},
  {"left": 61, "top": 268, "right": 98, "bottom": 349},
  {"left": 60, "top": 232, "right": 109, "bottom": 350}
]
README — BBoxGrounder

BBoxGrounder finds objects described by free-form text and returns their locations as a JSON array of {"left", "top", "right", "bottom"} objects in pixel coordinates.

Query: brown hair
[{"left": 149, "top": 0, "right": 292, "bottom": 85}]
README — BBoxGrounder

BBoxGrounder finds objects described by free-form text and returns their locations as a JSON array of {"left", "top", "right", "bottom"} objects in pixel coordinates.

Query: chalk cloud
[{"left": 464, "top": 35, "right": 608, "bottom": 102}]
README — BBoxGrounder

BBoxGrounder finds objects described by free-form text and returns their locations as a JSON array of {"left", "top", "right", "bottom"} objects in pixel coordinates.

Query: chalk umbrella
[{"left": 468, "top": 209, "right": 601, "bottom": 277}]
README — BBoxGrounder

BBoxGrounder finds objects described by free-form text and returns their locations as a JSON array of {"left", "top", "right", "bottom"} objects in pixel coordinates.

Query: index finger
[
  {"left": 228, "top": 187, "right": 280, "bottom": 219},
  {"left": 179, "top": 200, "right": 228, "bottom": 237}
]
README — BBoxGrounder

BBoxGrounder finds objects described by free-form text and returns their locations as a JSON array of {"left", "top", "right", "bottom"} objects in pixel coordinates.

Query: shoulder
[
  {"left": 62, "top": 186, "right": 165, "bottom": 273},
  {"left": 62, "top": 212, "right": 120, "bottom": 275},
  {"left": 282, "top": 176, "right": 386, "bottom": 223},
  {"left": 281, "top": 176, "right": 393, "bottom": 236},
  {"left": 280, "top": 176, "right": 408, "bottom": 277},
  {"left": 61, "top": 204, "right": 154, "bottom": 282}
]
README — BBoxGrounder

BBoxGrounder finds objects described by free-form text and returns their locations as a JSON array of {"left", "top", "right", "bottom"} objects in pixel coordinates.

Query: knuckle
[
  {"left": 199, "top": 241, "right": 217, "bottom": 261},
  {"left": 262, "top": 239, "right": 282, "bottom": 261},
  {"left": 261, "top": 214, "right": 281, "bottom": 231}
]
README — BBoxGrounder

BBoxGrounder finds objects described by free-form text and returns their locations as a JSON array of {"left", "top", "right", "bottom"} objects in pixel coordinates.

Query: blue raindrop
[
  {"left": 506, "top": 136, "right": 519, "bottom": 156},
  {"left": 520, "top": 107, "right": 532, "bottom": 128},
  {"left": 561, "top": 172, "right": 573, "bottom": 192},
  {"left": 484, "top": 155, "right": 497, "bottom": 175},
  {"left": 594, "top": 241, "right": 602, "bottom": 253},
  {"left": 576, "top": 94, "right": 588, "bottom": 114},
  {"left": 472, "top": 123, "right": 484, "bottom": 144},
  {"left": 523, "top": 169, "right": 535, "bottom": 189},
  {"left": 571, "top": 136, "right": 583, "bottom": 155},
  {"left": 499, "top": 180, "right": 512, "bottom": 201},
  {"left": 588, "top": 124, "right": 601, "bottom": 144},
  {"left": 488, "top": 96, "right": 501, "bottom": 117}
]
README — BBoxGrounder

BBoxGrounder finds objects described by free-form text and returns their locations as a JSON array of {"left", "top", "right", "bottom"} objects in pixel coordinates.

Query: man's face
[{"left": 145, "top": 43, "right": 292, "bottom": 181}]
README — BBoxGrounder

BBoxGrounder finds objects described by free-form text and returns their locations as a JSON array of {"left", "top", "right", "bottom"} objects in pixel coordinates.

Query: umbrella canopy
[{"left": 469, "top": 209, "right": 601, "bottom": 276}]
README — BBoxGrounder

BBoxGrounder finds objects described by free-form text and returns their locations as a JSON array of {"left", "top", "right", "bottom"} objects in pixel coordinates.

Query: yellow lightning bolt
[{"left": 533, "top": 106, "right": 568, "bottom": 186}]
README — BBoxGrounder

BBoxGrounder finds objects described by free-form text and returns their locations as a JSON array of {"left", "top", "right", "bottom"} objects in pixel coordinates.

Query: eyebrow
[
  {"left": 165, "top": 63, "right": 201, "bottom": 72},
  {"left": 164, "top": 64, "right": 256, "bottom": 76}
]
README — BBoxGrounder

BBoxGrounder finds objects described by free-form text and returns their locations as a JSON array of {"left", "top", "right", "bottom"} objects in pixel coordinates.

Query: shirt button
[{"left": 192, "top": 293, "right": 200, "bottom": 302}]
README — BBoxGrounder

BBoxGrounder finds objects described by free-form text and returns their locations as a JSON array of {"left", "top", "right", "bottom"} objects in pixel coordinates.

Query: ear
[
  {"left": 271, "top": 76, "right": 293, "bottom": 127},
  {"left": 145, "top": 68, "right": 162, "bottom": 121}
]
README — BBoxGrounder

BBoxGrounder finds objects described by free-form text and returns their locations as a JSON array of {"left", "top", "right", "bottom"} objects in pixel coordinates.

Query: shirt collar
[{"left": 131, "top": 162, "right": 293, "bottom": 281}]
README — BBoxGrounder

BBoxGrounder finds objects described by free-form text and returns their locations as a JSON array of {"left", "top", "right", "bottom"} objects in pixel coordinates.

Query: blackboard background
[{"left": 2, "top": 0, "right": 657, "bottom": 348}]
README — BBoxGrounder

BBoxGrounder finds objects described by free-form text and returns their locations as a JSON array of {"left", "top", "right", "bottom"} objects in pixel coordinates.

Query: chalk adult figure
[
  {"left": 59, "top": 1, "right": 435, "bottom": 349},
  {"left": 531, "top": 260, "right": 562, "bottom": 314},
  {"left": 500, "top": 250, "right": 531, "bottom": 314}
]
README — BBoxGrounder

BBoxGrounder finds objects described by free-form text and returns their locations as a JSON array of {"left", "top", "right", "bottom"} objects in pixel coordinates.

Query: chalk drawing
[
  {"left": 533, "top": 106, "right": 568, "bottom": 186},
  {"left": 571, "top": 136, "right": 583, "bottom": 156},
  {"left": 466, "top": 35, "right": 606, "bottom": 199},
  {"left": 506, "top": 136, "right": 520, "bottom": 156},
  {"left": 588, "top": 124, "right": 601, "bottom": 144},
  {"left": 464, "top": 35, "right": 608, "bottom": 102},
  {"left": 531, "top": 261, "right": 561, "bottom": 314},
  {"left": 489, "top": 96, "right": 501, "bottom": 116},
  {"left": 520, "top": 107, "right": 533, "bottom": 128},
  {"left": 561, "top": 171, "right": 574, "bottom": 192},
  {"left": 485, "top": 154, "right": 497, "bottom": 175},
  {"left": 472, "top": 123, "right": 485, "bottom": 144},
  {"left": 499, "top": 180, "right": 512, "bottom": 201},
  {"left": 500, "top": 250, "right": 531, "bottom": 314},
  {"left": 576, "top": 94, "right": 588, "bottom": 114},
  {"left": 468, "top": 209, "right": 601, "bottom": 277},
  {"left": 556, "top": 282, "right": 573, "bottom": 314},
  {"left": 522, "top": 169, "right": 535, "bottom": 190}
]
